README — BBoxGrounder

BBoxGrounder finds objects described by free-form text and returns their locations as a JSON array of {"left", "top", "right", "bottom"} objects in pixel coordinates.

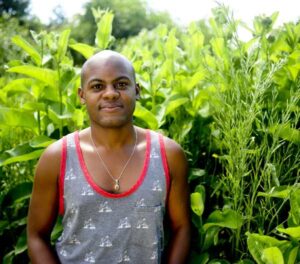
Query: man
[{"left": 27, "top": 50, "right": 191, "bottom": 263}]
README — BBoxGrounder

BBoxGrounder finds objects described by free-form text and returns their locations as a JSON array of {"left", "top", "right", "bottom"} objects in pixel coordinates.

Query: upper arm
[
  {"left": 27, "top": 139, "right": 62, "bottom": 241},
  {"left": 163, "top": 137, "right": 190, "bottom": 230}
]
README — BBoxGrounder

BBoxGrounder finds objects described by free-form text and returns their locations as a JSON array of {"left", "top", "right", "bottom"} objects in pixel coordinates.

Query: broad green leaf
[
  {"left": 133, "top": 102, "right": 158, "bottom": 130},
  {"left": 262, "top": 247, "right": 284, "bottom": 264},
  {"left": 14, "top": 229, "right": 27, "bottom": 254},
  {"left": 7, "top": 66, "right": 58, "bottom": 88},
  {"left": 48, "top": 108, "right": 73, "bottom": 125},
  {"left": 191, "top": 185, "right": 205, "bottom": 216},
  {"left": 12, "top": 35, "right": 42, "bottom": 65},
  {"left": 2, "top": 250, "right": 14, "bottom": 264},
  {"left": 1, "top": 182, "right": 32, "bottom": 207},
  {"left": 57, "top": 29, "right": 71, "bottom": 62},
  {"left": 203, "top": 208, "right": 243, "bottom": 230},
  {"left": 288, "top": 189, "right": 300, "bottom": 226},
  {"left": 246, "top": 232, "right": 288, "bottom": 264},
  {"left": 0, "top": 107, "right": 37, "bottom": 128},
  {"left": 69, "top": 43, "right": 96, "bottom": 59},
  {"left": 269, "top": 123, "right": 300, "bottom": 145},
  {"left": 258, "top": 186, "right": 292, "bottom": 199},
  {"left": 188, "top": 168, "right": 206, "bottom": 182},
  {"left": 0, "top": 143, "right": 44, "bottom": 166},
  {"left": 23, "top": 102, "right": 46, "bottom": 112},
  {"left": 277, "top": 226, "right": 300, "bottom": 239},
  {"left": 165, "top": 29, "right": 178, "bottom": 60},
  {"left": 72, "top": 108, "right": 85, "bottom": 127},
  {"left": 2, "top": 78, "right": 32, "bottom": 94},
  {"left": 186, "top": 71, "right": 206, "bottom": 91},
  {"left": 202, "top": 226, "right": 220, "bottom": 251},
  {"left": 165, "top": 97, "right": 189, "bottom": 116},
  {"left": 285, "top": 246, "right": 299, "bottom": 264},
  {"left": 29, "top": 135, "right": 56, "bottom": 148},
  {"left": 95, "top": 9, "right": 114, "bottom": 49}
]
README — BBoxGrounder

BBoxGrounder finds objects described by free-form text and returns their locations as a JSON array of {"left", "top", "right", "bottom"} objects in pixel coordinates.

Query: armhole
[
  {"left": 58, "top": 137, "right": 67, "bottom": 215},
  {"left": 158, "top": 134, "right": 171, "bottom": 195}
]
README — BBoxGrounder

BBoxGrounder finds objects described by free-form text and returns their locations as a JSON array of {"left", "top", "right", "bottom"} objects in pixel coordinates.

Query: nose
[{"left": 102, "top": 84, "right": 120, "bottom": 100}]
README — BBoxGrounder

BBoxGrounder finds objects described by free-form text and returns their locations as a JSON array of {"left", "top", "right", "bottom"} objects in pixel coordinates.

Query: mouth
[{"left": 99, "top": 104, "right": 123, "bottom": 112}]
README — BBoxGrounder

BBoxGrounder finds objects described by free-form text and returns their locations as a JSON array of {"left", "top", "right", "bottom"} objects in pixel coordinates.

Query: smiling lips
[{"left": 99, "top": 104, "right": 123, "bottom": 112}]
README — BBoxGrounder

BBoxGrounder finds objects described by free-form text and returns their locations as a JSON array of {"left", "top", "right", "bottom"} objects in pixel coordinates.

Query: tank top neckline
[{"left": 74, "top": 129, "right": 151, "bottom": 199}]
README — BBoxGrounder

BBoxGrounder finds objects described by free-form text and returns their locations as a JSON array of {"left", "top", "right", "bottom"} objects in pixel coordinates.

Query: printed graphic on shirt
[
  {"left": 150, "top": 148, "right": 160, "bottom": 159},
  {"left": 136, "top": 218, "right": 149, "bottom": 229},
  {"left": 84, "top": 252, "right": 95, "bottom": 263},
  {"left": 98, "top": 201, "right": 112, "bottom": 213},
  {"left": 150, "top": 251, "right": 158, "bottom": 260},
  {"left": 59, "top": 248, "right": 68, "bottom": 257},
  {"left": 83, "top": 218, "right": 96, "bottom": 230},
  {"left": 99, "top": 236, "right": 112, "bottom": 247},
  {"left": 81, "top": 186, "right": 94, "bottom": 196},
  {"left": 118, "top": 217, "right": 131, "bottom": 229},
  {"left": 117, "top": 250, "right": 130, "bottom": 263},
  {"left": 65, "top": 167, "right": 76, "bottom": 180},
  {"left": 152, "top": 180, "right": 162, "bottom": 191},
  {"left": 69, "top": 203, "right": 78, "bottom": 215},
  {"left": 135, "top": 198, "right": 146, "bottom": 207},
  {"left": 68, "top": 234, "right": 81, "bottom": 245}
]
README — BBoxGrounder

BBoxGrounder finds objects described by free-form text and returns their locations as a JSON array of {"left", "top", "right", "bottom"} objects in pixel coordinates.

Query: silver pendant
[{"left": 114, "top": 180, "right": 120, "bottom": 191}]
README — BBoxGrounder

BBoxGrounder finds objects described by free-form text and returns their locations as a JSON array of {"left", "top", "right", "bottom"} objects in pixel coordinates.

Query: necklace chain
[{"left": 89, "top": 128, "right": 138, "bottom": 191}]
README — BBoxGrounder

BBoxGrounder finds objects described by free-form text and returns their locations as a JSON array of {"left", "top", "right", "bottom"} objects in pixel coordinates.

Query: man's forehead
[{"left": 81, "top": 51, "right": 135, "bottom": 86}]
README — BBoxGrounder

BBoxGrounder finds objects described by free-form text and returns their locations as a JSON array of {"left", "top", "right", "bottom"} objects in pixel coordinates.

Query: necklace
[{"left": 89, "top": 128, "right": 138, "bottom": 191}]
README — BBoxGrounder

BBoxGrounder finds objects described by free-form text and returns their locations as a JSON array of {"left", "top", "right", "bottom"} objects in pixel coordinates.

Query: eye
[
  {"left": 92, "top": 83, "right": 104, "bottom": 91},
  {"left": 115, "top": 82, "right": 128, "bottom": 90}
]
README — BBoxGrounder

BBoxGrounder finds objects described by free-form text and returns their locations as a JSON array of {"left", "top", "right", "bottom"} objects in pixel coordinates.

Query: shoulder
[
  {"left": 161, "top": 135, "right": 187, "bottom": 163},
  {"left": 35, "top": 136, "right": 67, "bottom": 177},
  {"left": 157, "top": 132, "right": 188, "bottom": 177}
]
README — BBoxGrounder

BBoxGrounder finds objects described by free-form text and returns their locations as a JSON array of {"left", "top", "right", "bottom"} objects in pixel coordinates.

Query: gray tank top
[{"left": 55, "top": 130, "right": 170, "bottom": 264}]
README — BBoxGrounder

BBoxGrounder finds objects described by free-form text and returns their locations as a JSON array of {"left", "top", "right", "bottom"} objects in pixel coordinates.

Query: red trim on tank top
[
  {"left": 58, "top": 137, "right": 67, "bottom": 215},
  {"left": 75, "top": 129, "right": 151, "bottom": 199},
  {"left": 158, "top": 134, "right": 171, "bottom": 195}
]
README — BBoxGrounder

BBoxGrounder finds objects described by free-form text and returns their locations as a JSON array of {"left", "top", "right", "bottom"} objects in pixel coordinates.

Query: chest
[{"left": 83, "top": 144, "right": 146, "bottom": 193}]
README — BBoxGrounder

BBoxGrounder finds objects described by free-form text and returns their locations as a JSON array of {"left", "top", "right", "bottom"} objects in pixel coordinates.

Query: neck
[{"left": 90, "top": 124, "right": 136, "bottom": 150}]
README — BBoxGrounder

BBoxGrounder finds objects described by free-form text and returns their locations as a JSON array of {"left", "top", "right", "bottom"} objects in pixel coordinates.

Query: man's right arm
[{"left": 27, "top": 140, "right": 62, "bottom": 264}]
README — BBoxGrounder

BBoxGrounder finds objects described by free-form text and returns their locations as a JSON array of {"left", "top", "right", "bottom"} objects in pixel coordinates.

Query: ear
[
  {"left": 78, "top": 88, "right": 86, "bottom": 104},
  {"left": 135, "top": 83, "right": 141, "bottom": 100}
]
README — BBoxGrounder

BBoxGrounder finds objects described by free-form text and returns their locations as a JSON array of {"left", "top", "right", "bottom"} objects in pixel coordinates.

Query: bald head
[{"left": 80, "top": 50, "right": 136, "bottom": 88}]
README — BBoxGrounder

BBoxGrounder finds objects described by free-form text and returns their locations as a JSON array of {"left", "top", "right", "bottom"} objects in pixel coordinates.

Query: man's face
[{"left": 79, "top": 57, "right": 139, "bottom": 128}]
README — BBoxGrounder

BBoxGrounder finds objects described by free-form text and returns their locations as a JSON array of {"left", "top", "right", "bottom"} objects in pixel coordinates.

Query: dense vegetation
[{"left": 0, "top": 3, "right": 299, "bottom": 264}]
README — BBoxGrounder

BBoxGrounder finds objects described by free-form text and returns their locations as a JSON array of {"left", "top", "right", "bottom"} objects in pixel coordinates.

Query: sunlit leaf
[
  {"left": 277, "top": 226, "right": 300, "bottom": 239},
  {"left": 0, "top": 107, "right": 37, "bottom": 128},
  {"left": 69, "top": 43, "right": 96, "bottom": 59},
  {"left": 12, "top": 35, "right": 42, "bottom": 65},
  {"left": 191, "top": 185, "right": 205, "bottom": 216},
  {"left": 203, "top": 208, "right": 243, "bottom": 230},
  {"left": 262, "top": 247, "right": 284, "bottom": 264},
  {"left": 94, "top": 9, "right": 114, "bottom": 49},
  {"left": 133, "top": 102, "right": 158, "bottom": 130},
  {"left": 57, "top": 29, "right": 71, "bottom": 62},
  {"left": 7, "top": 65, "right": 58, "bottom": 88}
]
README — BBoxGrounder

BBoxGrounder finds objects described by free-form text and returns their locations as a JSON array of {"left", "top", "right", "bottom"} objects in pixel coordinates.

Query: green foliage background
[{"left": 0, "top": 3, "right": 300, "bottom": 264}]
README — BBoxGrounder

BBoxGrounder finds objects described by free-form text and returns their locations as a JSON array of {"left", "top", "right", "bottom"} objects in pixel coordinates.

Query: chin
[{"left": 96, "top": 118, "right": 132, "bottom": 128}]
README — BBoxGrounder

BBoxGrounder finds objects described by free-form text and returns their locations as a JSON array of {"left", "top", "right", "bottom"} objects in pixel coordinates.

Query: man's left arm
[{"left": 164, "top": 137, "right": 191, "bottom": 264}]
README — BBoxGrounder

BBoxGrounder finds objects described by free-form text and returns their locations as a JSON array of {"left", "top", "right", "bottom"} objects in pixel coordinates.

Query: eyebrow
[{"left": 88, "top": 76, "right": 132, "bottom": 85}]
